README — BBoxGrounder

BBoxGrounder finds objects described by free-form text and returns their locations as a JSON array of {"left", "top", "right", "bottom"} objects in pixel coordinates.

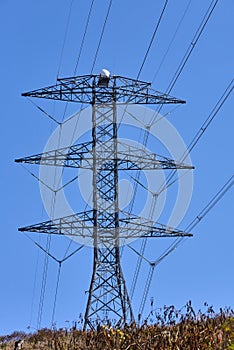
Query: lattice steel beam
[
  {"left": 15, "top": 142, "right": 194, "bottom": 170},
  {"left": 18, "top": 210, "right": 192, "bottom": 239},
  {"left": 22, "top": 75, "right": 186, "bottom": 105},
  {"left": 15, "top": 141, "right": 92, "bottom": 167}
]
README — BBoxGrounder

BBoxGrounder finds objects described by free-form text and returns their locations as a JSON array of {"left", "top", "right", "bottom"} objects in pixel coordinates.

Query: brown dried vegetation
[{"left": 1, "top": 304, "right": 234, "bottom": 350}]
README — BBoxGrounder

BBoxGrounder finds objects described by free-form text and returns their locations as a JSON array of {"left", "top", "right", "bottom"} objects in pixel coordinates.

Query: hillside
[{"left": 1, "top": 305, "right": 234, "bottom": 349}]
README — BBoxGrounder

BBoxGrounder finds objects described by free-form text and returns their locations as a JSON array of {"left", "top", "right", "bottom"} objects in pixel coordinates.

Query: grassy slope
[{"left": 1, "top": 307, "right": 234, "bottom": 349}]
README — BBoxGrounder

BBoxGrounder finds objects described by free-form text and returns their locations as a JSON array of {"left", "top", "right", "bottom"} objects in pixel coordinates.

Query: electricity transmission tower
[{"left": 16, "top": 71, "right": 193, "bottom": 329}]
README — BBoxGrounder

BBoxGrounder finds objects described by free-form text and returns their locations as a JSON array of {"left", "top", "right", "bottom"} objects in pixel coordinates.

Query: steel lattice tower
[{"left": 16, "top": 72, "right": 193, "bottom": 329}]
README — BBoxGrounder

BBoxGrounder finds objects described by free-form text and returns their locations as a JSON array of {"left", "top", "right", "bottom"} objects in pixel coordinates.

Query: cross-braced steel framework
[{"left": 16, "top": 73, "right": 193, "bottom": 329}]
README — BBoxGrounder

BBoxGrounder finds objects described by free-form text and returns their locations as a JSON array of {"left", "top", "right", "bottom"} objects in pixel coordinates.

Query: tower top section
[{"left": 22, "top": 74, "right": 186, "bottom": 105}]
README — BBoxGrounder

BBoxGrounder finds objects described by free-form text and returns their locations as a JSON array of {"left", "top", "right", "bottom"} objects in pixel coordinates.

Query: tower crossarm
[
  {"left": 22, "top": 75, "right": 186, "bottom": 105},
  {"left": 15, "top": 141, "right": 194, "bottom": 170},
  {"left": 113, "top": 151, "right": 193, "bottom": 170},
  {"left": 18, "top": 210, "right": 192, "bottom": 239},
  {"left": 119, "top": 219, "right": 192, "bottom": 238},
  {"left": 18, "top": 210, "right": 94, "bottom": 237},
  {"left": 15, "top": 141, "right": 92, "bottom": 167},
  {"left": 118, "top": 211, "right": 192, "bottom": 239}
]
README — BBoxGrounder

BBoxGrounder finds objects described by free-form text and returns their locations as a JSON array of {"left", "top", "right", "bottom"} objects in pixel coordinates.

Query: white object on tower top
[{"left": 99, "top": 69, "right": 111, "bottom": 78}]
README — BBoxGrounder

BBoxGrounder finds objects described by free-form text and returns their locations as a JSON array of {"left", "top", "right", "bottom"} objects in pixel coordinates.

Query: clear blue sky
[{"left": 0, "top": 0, "right": 233, "bottom": 335}]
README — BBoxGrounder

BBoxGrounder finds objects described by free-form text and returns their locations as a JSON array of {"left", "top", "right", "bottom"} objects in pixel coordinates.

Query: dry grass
[{"left": 1, "top": 304, "right": 234, "bottom": 349}]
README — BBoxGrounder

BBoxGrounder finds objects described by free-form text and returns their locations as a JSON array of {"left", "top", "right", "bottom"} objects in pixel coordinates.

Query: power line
[
  {"left": 152, "top": 0, "right": 192, "bottom": 83},
  {"left": 128, "top": 0, "right": 221, "bottom": 299},
  {"left": 36, "top": 123, "right": 65, "bottom": 329},
  {"left": 20, "top": 111, "right": 88, "bottom": 327},
  {"left": 51, "top": 262, "right": 62, "bottom": 326},
  {"left": 21, "top": 0, "right": 111, "bottom": 329},
  {"left": 137, "top": 0, "right": 169, "bottom": 80},
  {"left": 131, "top": 77, "right": 233, "bottom": 305},
  {"left": 91, "top": 0, "right": 113, "bottom": 74},
  {"left": 154, "top": 174, "right": 234, "bottom": 266},
  {"left": 74, "top": 0, "right": 95, "bottom": 75},
  {"left": 37, "top": 187, "right": 59, "bottom": 329},
  {"left": 28, "top": 238, "right": 40, "bottom": 328},
  {"left": 186, "top": 175, "right": 234, "bottom": 232},
  {"left": 150, "top": 0, "right": 219, "bottom": 125},
  {"left": 130, "top": 0, "right": 219, "bottom": 219},
  {"left": 157, "top": 77, "right": 234, "bottom": 196},
  {"left": 138, "top": 263, "right": 155, "bottom": 317},
  {"left": 59, "top": 0, "right": 95, "bottom": 122},
  {"left": 37, "top": 235, "right": 51, "bottom": 329},
  {"left": 160, "top": 0, "right": 219, "bottom": 101},
  {"left": 138, "top": 174, "right": 234, "bottom": 314},
  {"left": 57, "top": 0, "right": 74, "bottom": 79},
  {"left": 24, "top": 231, "right": 87, "bottom": 327},
  {"left": 130, "top": 194, "right": 158, "bottom": 300},
  {"left": 186, "top": 79, "right": 234, "bottom": 154}
]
